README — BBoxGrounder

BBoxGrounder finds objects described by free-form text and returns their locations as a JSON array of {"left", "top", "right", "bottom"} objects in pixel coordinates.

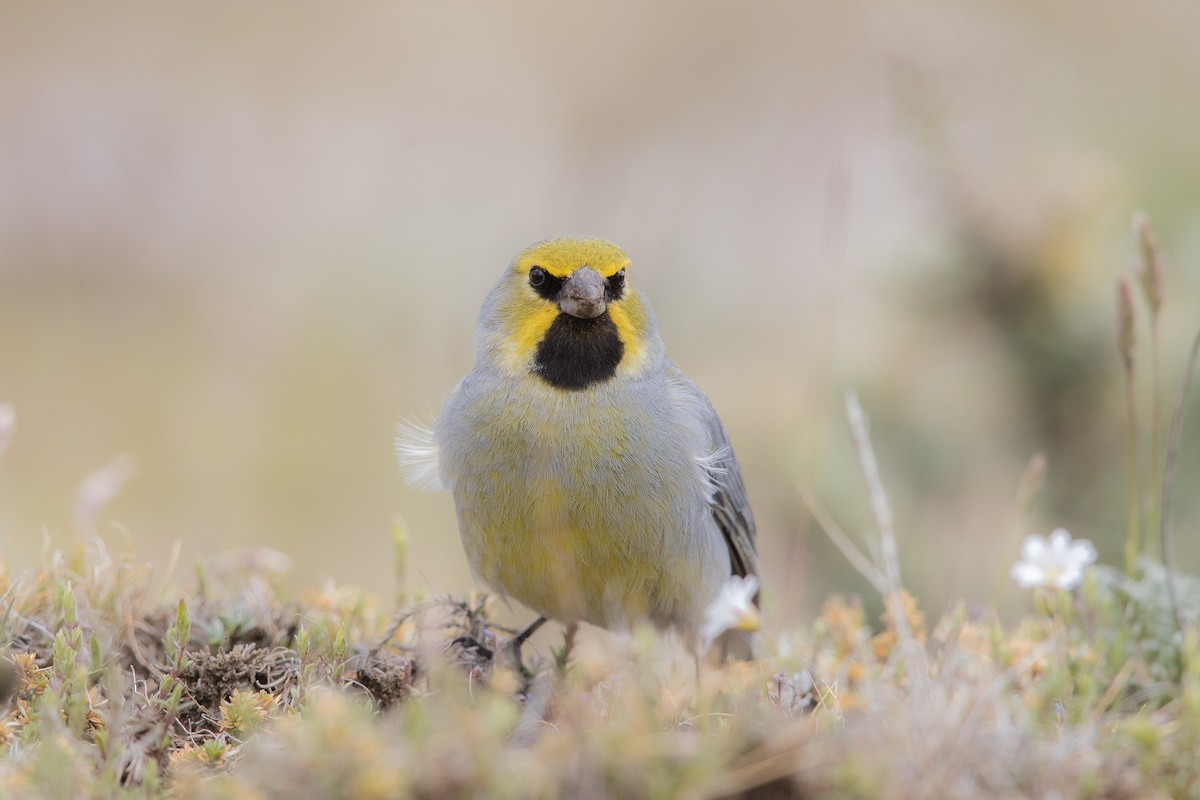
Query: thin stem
[
  {"left": 845, "top": 392, "right": 910, "bottom": 644},
  {"left": 1123, "top": 375, "right": 1141, "bottom": 576},
  {"left": 799, "top": 484, "right": 887, "bottom": 593},
  {"left": 1159, "top": 323, "right": 1200, "bottom": 637},
  {"left": 1146, "top": 320, "right": 1163, "bottom": 559}
]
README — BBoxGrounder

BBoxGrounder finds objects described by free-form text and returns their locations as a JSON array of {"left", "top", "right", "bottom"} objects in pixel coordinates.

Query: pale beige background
[{"left": 2, "top": 2, "right": 1199, "bottom": 626}]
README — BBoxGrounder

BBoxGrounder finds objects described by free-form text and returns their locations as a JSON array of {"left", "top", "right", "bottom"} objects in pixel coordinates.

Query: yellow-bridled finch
[{"left": 399, "top": 237, "right": 758, "bottom": 661}]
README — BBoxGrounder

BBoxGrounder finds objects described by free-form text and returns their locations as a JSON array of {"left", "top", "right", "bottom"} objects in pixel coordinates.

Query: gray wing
[{"left": 668, "top": 366, "right": 758, "bottom": 581}]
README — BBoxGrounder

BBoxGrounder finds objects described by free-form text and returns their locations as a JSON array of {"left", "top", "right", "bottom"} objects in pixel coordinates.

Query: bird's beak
[{"left": 557, "top": 267, "right": 607, "bottom": 319}]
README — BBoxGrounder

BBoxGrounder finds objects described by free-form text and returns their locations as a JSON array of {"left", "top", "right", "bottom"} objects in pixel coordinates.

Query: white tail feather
[{"left": 395, "top": 419, "right": 443, "bottom": 490}]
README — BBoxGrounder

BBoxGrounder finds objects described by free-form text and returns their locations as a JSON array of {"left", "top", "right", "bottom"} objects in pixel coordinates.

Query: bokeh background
[{"left": 3, "top": 1, "right": 1200, "bottom": 629}]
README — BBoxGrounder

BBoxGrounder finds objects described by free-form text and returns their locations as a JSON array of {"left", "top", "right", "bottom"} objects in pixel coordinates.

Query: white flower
[
  {"left": 0, "top": 403, "right": 14, "bottom": 456},
  {"left": 73, "top": 456, "right": 137, "bottom": 531},
  {"left": 1011, "top": 528, "right": 1097, "bottom": 590},
  {"left": 700, "top": 574, "right": 761, "bottom": 649}
]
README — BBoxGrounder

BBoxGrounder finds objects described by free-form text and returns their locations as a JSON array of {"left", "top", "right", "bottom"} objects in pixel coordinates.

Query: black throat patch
[{"left": 533, "top": 312, "right": 624, "bottom": 390}]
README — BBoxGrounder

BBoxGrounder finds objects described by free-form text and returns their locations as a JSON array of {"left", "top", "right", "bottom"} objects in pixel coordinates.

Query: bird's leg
[
  {"left": 553, "top": 622, "right": 579, "bottom": 674},
  {"left": 509, "top": 615, "right": 548, "bottom": 677}
]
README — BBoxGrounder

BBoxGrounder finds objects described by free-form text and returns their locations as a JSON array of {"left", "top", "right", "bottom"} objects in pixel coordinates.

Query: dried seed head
[
  {"left": 1116, "top": 276, "right": 1137, "bottom": 377},
  {"left": 1132, "top": 211, "right": 1164, "bottom": 316}
]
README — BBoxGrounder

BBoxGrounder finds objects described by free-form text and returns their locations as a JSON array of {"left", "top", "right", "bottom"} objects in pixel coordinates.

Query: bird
[{"left": 398, "top": 237, "right": 757, "bottom": 664}]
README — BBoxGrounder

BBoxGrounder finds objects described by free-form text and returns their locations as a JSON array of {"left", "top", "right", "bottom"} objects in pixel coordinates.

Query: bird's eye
[
  {"left": 529, "top": 267, "right": 547, "bottom": 287},
  {"left": 606, "top": 268, "right": 626, "bottom": 301}
]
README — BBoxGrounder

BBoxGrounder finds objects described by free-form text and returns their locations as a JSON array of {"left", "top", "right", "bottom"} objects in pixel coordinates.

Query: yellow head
[{"left": 478, "top": 237, "right": 661, "bottom": 389}]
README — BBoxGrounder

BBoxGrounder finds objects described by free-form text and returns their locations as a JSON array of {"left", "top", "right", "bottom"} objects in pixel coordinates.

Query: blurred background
[{"left": 2, "top": 1, "right": 1200, "bottom": 629}]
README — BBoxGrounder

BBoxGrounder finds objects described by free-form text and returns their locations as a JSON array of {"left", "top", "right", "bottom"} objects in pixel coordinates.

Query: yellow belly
[
  {"left": 455, "top": 456, "right": 702, "bottom": 628},
  {"left": 444, "top": 384, "right": 717, "bottom": 630}
]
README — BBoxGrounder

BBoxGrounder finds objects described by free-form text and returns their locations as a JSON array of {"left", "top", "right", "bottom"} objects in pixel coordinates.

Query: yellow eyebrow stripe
[{"left": 514, "top": 238, "right": 630, "bottom": 279}]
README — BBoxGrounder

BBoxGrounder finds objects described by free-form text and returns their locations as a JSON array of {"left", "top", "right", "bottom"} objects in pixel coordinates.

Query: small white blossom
[
  {"left": 0, "top": 403, "right": 14, "bottom": 456},
  {"left": 73, "top": 456, "right": 137, "bottom": 531},
  {"left": 700, "top": 574, "right": 760, "bottom": 649},
  {"left": 1011, "top": 528, "right": 1097, "bottom": 590}
]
